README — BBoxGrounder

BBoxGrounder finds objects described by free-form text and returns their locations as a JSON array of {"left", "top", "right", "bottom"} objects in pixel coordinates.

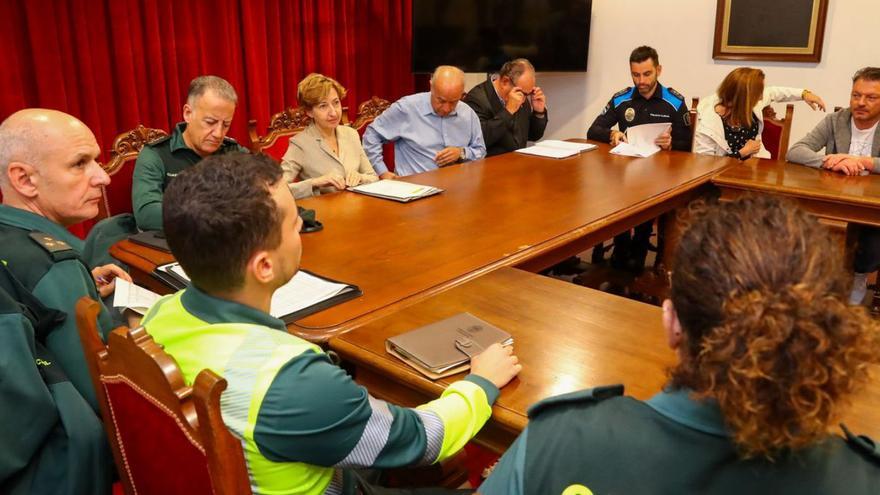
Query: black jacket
[{"left": 464, "top": 79, "right": 548, "bottom": 157}]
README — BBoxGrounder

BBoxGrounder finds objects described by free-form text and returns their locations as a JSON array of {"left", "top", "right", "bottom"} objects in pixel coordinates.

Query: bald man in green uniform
[{"left": 0, "top": 108, "right": 130, "bottom": 411}]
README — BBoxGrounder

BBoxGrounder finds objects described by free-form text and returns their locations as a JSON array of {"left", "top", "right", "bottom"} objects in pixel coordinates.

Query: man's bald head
[
  {"left": 0, "top": 109, "right": 96, "bottom": 182},
  {"left": 429, "top": 66, "right": 465, "bottom": 117},
  {"left": 0, "top": 109, "right": 108, "bottom": 226}
]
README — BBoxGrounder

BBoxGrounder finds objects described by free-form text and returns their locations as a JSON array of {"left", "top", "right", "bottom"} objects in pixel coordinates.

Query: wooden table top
[
  {"left": 111, "top": 142, "right": 735, "bottom": 340},
  {"left": 712, "top": 159, "right": 880, "bottom": 226},
  {"left": 329, "top": 267, "right": 880, "bottom": 451}
]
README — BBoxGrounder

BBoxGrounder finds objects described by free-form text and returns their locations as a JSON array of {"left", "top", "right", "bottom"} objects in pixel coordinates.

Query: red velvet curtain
[{"left": 0, "top": 0, "right": 414, "bottom": 237}]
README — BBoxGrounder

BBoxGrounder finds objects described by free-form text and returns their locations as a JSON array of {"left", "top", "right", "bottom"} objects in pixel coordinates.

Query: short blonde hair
[{"left": 297, "top": 73, "right": 347, "bottom": 109}]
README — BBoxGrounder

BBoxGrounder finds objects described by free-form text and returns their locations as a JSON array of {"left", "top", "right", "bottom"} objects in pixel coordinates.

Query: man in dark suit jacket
[{"left": 464, "top": 59, "right": 548, "bottom": 157}]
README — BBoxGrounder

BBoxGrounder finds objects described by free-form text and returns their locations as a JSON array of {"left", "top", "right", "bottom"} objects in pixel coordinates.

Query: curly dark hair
[
  {"left": 669, "top": 195, "right": 880, "bottom": 459},
  {"left": 163, "top": 152, "right": 283, "bottom": 292}
]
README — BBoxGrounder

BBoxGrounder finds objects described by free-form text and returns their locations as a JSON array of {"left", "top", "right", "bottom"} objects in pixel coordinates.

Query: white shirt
[{"left": 850, "top": 119, "right": 878, "bottom": 157}]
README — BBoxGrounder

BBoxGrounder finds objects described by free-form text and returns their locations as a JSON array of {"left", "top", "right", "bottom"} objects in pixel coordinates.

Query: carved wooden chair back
[
  {"left": 98, "top": 125, "right": 169, "bottom": 220},
  {"left": 351, "top": 96, "right": 391, "bottom": 135},
  {"left": 75, "top": 298, "right": 252, "bottom": 495},
  {"left": 248, "top": 106, "right": 350, "bottom": 159}
]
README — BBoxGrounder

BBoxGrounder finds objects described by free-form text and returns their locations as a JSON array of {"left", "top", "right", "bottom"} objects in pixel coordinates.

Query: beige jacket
[{"left": 281, "top": 123, "right": 378, "bottom": 198}]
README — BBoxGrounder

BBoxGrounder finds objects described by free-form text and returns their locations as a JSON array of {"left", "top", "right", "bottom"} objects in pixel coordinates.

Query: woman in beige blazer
[{"left": 281, "top": 73, "right": 379, "bottom": 198}]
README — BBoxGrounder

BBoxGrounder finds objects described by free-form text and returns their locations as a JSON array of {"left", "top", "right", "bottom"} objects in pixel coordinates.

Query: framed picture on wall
[{"left": 713, "top": 0, "right": 829, "bottom": 62}]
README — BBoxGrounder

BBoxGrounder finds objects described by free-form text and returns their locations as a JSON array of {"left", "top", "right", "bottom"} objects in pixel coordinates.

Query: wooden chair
[
  {"left": 75, "top": 298, "right": 252, "bottom": 495},
  {"left": 689, "top": 97, "right": 699, "bottom": 151},
  {"left": 351, "top": 96, "right": 391, "bottom": 134},
  {"left": 248, "top": 106, "right": 350, "bottom": 159},
  {"left": 98, "top": 125, "right": 169, "bottom": 220},
  {"left": 761, "top": 103, "right": 795, "bottom": 161}
]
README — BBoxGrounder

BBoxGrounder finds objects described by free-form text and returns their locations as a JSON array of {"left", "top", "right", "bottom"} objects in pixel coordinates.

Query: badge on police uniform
[{"left": 624, "top": 107, "right": 635, "bottom": 123}]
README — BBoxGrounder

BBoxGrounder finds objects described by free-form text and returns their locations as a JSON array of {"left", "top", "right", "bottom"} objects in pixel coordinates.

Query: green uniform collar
[
  {"left": 0, "top": 204, "right": 84, "bottom": 252},
  {"left": 646, "top": 388, "right": 730, "bottom": 437},
  {"left": 180, "top": 285, "right": 286, "bottom": 331}
]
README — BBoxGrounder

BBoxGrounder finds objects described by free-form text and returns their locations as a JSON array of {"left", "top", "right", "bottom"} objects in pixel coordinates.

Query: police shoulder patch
[{"left": 527, "top": 384, "right": 624, "bottom": 419}]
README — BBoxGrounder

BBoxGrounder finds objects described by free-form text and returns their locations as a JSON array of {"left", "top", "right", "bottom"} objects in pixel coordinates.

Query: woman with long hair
[
  {"left": 479, "top": 195, "right": 880, "bottom": 495},
  {"left": 695, "top": 68, "right": 826, "bottom": 159}
]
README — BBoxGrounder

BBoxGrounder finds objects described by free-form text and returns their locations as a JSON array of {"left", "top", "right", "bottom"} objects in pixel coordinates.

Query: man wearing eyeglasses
[
  {"left": 787, "top": 66, "right": 880, "bottom": 304},
  {"left": 463, "top": 58, "right": 548, "bottom": 157}
]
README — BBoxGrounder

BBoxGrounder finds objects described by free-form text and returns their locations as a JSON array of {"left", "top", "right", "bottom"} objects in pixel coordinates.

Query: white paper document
[
  {"left": 270, "top": 271, "right": 351, "bottom": 319},
  {"left": 113, "top": 278, "right": 162, "bottom": 315},
  {"left": 515, "top": 140, "right": 597, "bottom": 159},
  {"left": 610, "top": 123, "right": 671, "bottom": 157},
  {"left": 157, "top": 262, "right": 354, "bottom": 319},
  {"left": 349, "top": 179, "right": 441, "bottom": 202}
]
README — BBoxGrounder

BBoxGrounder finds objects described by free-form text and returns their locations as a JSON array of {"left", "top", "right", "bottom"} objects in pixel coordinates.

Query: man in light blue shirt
[{"left": 363, "top": 65, "right": 486, "bottom": 177}]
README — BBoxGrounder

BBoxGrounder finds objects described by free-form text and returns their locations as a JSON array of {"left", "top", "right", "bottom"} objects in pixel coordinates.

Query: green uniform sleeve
[
  {"left": 131, "top": 146, "right": 166, "bottom": 231},
  {"left": 478, "top": 427, "right": 528, "bottom": 495},
  {"left": 252, "top": 350, "right": 498, "bottom": 469},
  {"left": 33, "top": 261, "right": 114, "bottom": 412},
  {"left": 0, "top": 312, "right": 58, "bottom": 482}
]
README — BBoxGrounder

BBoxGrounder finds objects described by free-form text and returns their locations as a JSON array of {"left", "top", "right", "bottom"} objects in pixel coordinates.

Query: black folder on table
[
  {"left": 129, "top": 231, "right": 171, "bottom": 253},
  {"left": 153, "top": 262, "right": 361, "bottom": 323}
]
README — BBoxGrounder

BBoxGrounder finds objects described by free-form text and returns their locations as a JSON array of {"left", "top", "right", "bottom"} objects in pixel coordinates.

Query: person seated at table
[
  {"left": 142, "top": 152, "right": 521, "bottom": 495},
  {"left": 363, "top": 65, "right": 486, "bottom": 178},
  {"left": 281, "top": 73, "right": 378, "bottom": 199},
  {"left": 694, "top": 67, "right": 826, "bottom": 160},
  {"left": 132, "top": 75, "right": 248, "bottom": 231},
  {"left": 586, "top": 46, "right": 691, "bottom": 273},
  {"left": 787, "top": 67, "right": 880, "bottom": 304},
  {"left": 0, "top": 109, "right": 131, "bottom": 413},
  {"left": 479, "top": 195, "right": 880, "bottom": 495},
  {"left": 463, "top": 58, "right": 548, "bottom": 157}
]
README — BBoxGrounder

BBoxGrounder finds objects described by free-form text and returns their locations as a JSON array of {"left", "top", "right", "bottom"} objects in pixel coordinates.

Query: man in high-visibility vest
[{"left": 141, "top": 151, "right": 522, "bottom": 495}]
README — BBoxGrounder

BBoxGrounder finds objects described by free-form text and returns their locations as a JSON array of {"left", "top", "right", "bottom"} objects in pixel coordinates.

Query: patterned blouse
[{"left": 723, "top": 112, "right": 759, "bottom": 160}]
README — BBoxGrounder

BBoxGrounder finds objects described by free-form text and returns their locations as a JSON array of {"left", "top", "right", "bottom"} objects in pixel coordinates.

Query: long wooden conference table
[
  {"left": 329, "top": 267, "right": 880, "bottom": 451},
  {"left": 112, "top": 145, "right": 880, "bottom": 451},
  {"left": 112, "top": 142, "right": 736, "bottom": 342}
]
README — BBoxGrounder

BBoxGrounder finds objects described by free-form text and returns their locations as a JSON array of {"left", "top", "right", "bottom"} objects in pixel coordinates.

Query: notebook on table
[
  {"left": 154, "top": 262, "right": 361, "bottom": 323},
  {"left": 386, "top": 312, "right": 513, "bottom": 380},
  {"left": 349, "top": 179, "right": 443, "bottom": 202}
]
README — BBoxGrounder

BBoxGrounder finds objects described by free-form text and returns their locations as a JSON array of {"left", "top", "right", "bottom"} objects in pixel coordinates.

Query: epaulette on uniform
[
  {"left": 28, "top": 232, "right": 79, "bottom": 262},
  {"left": 842, "top": 424, "right": 880, "bottom": 464},
  {"left": 660, "top": 86, "right": 685, "bottom": 111},
  {"left": 145, "top": 134, "right": 172, "bottom": 148},
  {"left": 527, "top": 384, "right": 624, "bottom": 419},
  {"left": 611, "top": 87, "right": 635, "bottom": 108}
]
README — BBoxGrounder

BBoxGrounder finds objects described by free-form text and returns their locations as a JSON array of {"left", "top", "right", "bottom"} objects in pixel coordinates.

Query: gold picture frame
[{"left": 713, "top": 0, "right": 828, "bottom": 62}]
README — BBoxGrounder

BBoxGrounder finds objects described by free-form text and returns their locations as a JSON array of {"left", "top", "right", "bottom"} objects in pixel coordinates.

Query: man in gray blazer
[{"left": 787, "top": 66, "right": 880, "bottom": 304}]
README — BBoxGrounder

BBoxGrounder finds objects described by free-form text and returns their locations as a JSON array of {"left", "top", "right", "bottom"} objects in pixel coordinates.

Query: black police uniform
[
  {"left": 480, "top": 385, "right": 880, "bottom": 495},
  {"left": 587, "top": 84, "right": 691, "bottom": 272}
]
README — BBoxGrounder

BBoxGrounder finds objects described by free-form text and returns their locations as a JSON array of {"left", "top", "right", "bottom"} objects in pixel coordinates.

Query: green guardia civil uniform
[
  {"left": 142, "top": 286, "right": 500, "bottom": 495},
  {"left": 132, "top": 122, "right": 248, "bottom": 231},
  {"left": 0, "top": 263, "right": 112, "bottom": 495},
  {"left": 0, "top": 204, "right": 116, "bottom": 411},
  {"left": 480, "top": 385, "right": 880, "bottom": 495}
]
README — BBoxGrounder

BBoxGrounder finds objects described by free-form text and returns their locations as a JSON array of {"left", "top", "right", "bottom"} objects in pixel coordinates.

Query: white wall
[{"left": 463, "top": 0, "right": 879, "bottom": 144}]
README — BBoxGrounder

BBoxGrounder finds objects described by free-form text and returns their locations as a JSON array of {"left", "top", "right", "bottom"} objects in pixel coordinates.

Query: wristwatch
[
  {"left": 459, "top": 147, "right": 466, "bottom": 161},
  {"left": 802, "top": 89, "right": 812, "bottom": 99}
]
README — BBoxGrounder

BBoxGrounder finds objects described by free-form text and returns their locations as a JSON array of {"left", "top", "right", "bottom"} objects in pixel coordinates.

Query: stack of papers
[
  {"left": 515, "top": 140, "right": 597, "bottom": 159},
  {"left": 113, "top": 279, "right": 162, "bottom": 315},
  {"left": 349, "top": 180, "right": 442, "bottom": 203},
  {"left": 154, "top": 262, "right": 362, "bottom": 322},
  {"left": 610, "top": 123, "right": 671, "bottom": 158}
]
